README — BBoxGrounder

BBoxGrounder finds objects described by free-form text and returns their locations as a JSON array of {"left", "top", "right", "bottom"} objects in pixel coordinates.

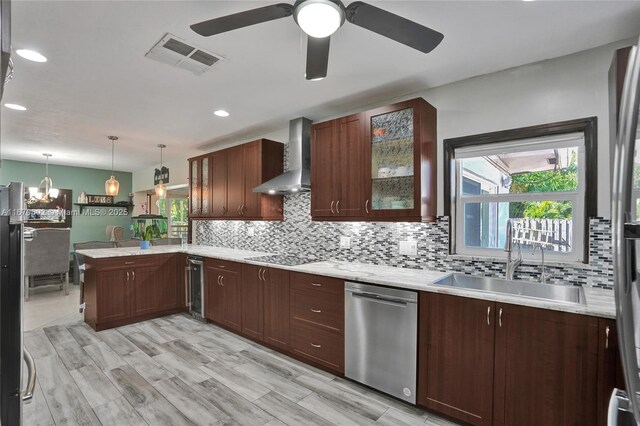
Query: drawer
[
  {"left": 291, "top": 272, "right": 343, "bottom": 296},
  {"left": 95, "top": 255, "right": 159, "bottom": 270},
  {"left": 292, "top": 321, "right": 344, "bottom": 373},
  {"left": 205, "top": 258, "right": 242, "bottom": 274},
  {"left": 292, "top": 289, "right": 343, "bottom": 332}
]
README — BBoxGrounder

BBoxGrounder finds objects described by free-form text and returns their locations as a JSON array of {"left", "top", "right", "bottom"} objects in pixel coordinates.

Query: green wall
[{"left": 0, "top": 159, "right": 133, "bottom": 248}]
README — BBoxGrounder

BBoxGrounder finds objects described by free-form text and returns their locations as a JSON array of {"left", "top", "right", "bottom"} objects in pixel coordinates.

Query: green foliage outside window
[{"left": 509, "top": 153, "right": 577, "bottom": 219}]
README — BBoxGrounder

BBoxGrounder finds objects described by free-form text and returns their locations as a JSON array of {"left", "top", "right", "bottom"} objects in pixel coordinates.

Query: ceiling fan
[{"left": 190, "top": 0, "right": 444, "bottom": 80}]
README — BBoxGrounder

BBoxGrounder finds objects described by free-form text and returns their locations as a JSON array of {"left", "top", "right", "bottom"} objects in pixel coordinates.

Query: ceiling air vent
[{"left": 145, "top": 33, "right": 223, "bottom": 76}]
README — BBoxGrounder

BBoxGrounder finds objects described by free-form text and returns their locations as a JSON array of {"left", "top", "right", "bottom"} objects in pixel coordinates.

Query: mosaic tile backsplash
[{"left": 194, "top": 192, "right": 614, "bottom": 289}]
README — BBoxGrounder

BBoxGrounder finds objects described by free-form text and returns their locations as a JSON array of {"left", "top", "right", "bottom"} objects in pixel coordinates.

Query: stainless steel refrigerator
[
  {"left": 0, "top": 182, "right": 35, "bottom": 426},
  {"left": 611, "top": 35, "right": 640, "bottom": 425}
]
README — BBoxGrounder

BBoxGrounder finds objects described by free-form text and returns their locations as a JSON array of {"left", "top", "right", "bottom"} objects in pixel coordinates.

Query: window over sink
[{"left": 444, "top": 118, "right": 597, "bottom": 263}]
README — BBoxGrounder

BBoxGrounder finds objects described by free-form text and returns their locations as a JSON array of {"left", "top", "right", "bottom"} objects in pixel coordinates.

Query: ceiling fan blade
[
  {"left": 305, "top": 36, "right": 330, "bottom": 80},
  {"left": 345, "top": 1, "right": 443, "bottom": 54},
  {"left": 191, "top": 3, "right": 294, "bottom": 37}
]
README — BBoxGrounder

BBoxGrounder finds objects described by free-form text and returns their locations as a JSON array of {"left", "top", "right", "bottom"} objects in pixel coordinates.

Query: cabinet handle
[
  {"left": 217, "top": 275, "right": 221, "bottom": 285},
  {"left": 310, "top": 343, "right": 322, "bottom": 348},
  {"left": 126, "top": 271, "right": 129, "bottom": 281},
  {"left": 487, "top": 306, "right": 491, "bottom": 326},
  {"left": 237, "top": 206, "right": 241, "bottom": 215},
  {"left": 220, "top": 276, "right": 224, "bottom": 286},
  {"left": 262, "top": 269, "right": 267, "bottom": 281},
  {"left": 330, "top": 201, "right": 335, "bottom": 215},
  {"left": 365, "top": 199, "right": 370, "bottom": 214},
  {"left": 124, "top": 261, "right": 134, "bottom": 265},
  {"left": 241, "top": 205, "right": 246, "bottom": 215},
  {"left": 184, "top": 266, "right": 190, "bottom": 307},
  {"left": 217, "top": 265, "right": 226, "bottom": 269},
  {"left": 258, "top": 269, "right": 264, "bottom": 281},
  {"left": 498, "top": 308, "right": 503, "bottom": 328},
  {"left": 336, "top": 200, "right": 340, "bottom": 214},
  {"left": 606, "top": 325, "right": 610, "bottom": 349},
  {"left": 311, "top": 282, "right": 322, "bottom": 287},
  {"left": 132, "top": 271, "right": 135, "bottom": 281},
  {"left": 310, "top": 308, "right": 322, "bottom": 313}
]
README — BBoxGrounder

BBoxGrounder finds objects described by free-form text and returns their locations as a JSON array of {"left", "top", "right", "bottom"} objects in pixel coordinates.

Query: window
[
  {"left": 444, "top": 118, "right": 597, "bottom": 263},
  {"left": 157, "top": 197, "right": 189, "bottom": 238}
]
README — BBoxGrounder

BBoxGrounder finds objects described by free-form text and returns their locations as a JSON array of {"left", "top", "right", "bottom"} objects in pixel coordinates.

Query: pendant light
[
  {"left": 105, "top": 136, "right": 120, "bottom": 196},
  {"left": 155, "top": 144, "right": 167, "bottom": 199},
  {"left": 29, "top": 153, "right": 59, "bottom": 201}
]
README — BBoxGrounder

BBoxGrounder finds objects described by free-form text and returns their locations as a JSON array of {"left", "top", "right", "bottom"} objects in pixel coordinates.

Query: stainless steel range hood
[{"left": 253, "top": 117, "right": 312, "bottom": 195}]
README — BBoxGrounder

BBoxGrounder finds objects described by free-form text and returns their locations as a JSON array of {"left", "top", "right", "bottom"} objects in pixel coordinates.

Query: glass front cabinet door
[
  {"left": 189, "top": 156, "right": 210, "bottom": 218},
  {"left": 364, "top": 98, "right": 437, "bottom": 221}
]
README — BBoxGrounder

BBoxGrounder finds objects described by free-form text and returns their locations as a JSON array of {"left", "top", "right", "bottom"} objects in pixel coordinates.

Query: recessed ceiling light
[
  {"left": 16, "top": 49, "right": 47, "bottom": 63},
  {"left": 4, "top": 103, "right": 26, "bottom": 111},
  {"left": 214, "top": 109, "right": 230, "bottom": 117}
]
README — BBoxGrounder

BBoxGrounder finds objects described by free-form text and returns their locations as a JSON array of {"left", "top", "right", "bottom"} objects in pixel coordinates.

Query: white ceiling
[{"left": 2, "top": 0, "right": 640, "bottom": 172}]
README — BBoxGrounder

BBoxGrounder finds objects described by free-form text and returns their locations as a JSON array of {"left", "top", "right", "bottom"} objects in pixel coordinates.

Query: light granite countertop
[{"left": 76, "top": 244, "right": 616, "bottom": 319}]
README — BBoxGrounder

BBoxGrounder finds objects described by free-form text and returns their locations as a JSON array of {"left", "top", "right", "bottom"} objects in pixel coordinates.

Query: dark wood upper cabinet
[
  {"left": 226, "top": 146, "right": 245, "bottom": 218},
  {"left": 209, "top": 150, "right": 228, "bottom": 218},
  {"left": 338, "top": 114, "right": 366, "bottom": 217},
  {"left": 493, "top": 303, "right": 599, "bottom": 426},
  {"left": 597, "top": 318, "right": 625, "bottom": 426},
  {"left": 189, "top": 156, "right": 210, "bottom": 218},
  {"left": 310, "top": 119, "right": 339, "bottom": 218},
  {"left": 311, "top": 98, "right": 436, "bottom": 222},
  {"left": 364, "top": 98, "right": 437, "bottom": 221},
  {"left": 189, "top": 139, "right": 284, "bottom": 221},
  {"left": 418, "top": 292, "right": 495, "bottom": 426}
]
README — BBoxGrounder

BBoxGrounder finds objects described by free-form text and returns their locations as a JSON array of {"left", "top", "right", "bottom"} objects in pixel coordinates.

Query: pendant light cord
[{"left": 111, "top": 140, "right": 114, "bottom": 174}]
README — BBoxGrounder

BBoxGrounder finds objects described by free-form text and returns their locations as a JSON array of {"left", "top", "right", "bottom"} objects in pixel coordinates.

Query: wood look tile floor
[{"left": 24, "top": 314, "right": 460, "bottom": 426}]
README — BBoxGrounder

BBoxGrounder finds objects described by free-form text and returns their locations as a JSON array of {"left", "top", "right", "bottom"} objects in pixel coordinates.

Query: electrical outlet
[
  {"left": 399, "top": 240, "right": 418, "bottom": 256},
  {"left": 247, "top": 227, "right": 255, "bottom": 237},
  {"left": 339, "top": 236, "right": 351, "bottom": 249}
]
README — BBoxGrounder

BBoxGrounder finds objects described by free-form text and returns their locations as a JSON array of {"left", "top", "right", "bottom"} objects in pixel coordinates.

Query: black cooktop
[{"left": 246, "top": 254, "right": 318, "bottom": 266}]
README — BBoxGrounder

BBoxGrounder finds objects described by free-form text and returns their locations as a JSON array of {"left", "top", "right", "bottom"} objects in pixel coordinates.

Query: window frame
[{"left": 443, "top": 117, "right": 597, "bottom": 264}]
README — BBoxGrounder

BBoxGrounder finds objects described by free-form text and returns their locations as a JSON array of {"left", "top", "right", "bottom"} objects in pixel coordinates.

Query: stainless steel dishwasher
[{"left": 345, "top": 281, "right": 418, "bottom": 404}]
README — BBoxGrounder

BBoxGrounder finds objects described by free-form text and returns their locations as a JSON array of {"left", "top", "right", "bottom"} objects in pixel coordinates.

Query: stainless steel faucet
[
  {"left": 533, "top": 244, "right": 553, "bottom": 284},
  {"left": 504, "top": 220, "right": 521, "bottom": 280}
]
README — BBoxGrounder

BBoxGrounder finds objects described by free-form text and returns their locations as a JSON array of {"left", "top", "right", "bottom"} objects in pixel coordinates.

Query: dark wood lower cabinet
[
  {"left": 493, "top": 303, "right": 599, "bottom": 426},
  {"left": 241, "top": 264, "right": 264, "bottom": 340},
  {"left": 130, "top": 265, "right": 161, "bottom": 317},
  {"left": 597, "top": 318, "right": 625, "bottom": 426},
  {"left": 84, "top": 254, "right": 186, "bottom": 331},
  {"left": 419, "top": 293, "right": 602, "bottom": 426},
  {"left": 263, "top": 267, "right": 290, "bottom": 350},
  {"left": 418, "top": 293, "right": 495, "bottom": 426},
  {"left": 240, "top": 265, "right": 290, "bottom": 350},
  {"left": 204, "top": 258, "right": 242, "bottom": 332},
  {"left": 95, "top": 268, "right": 130, "bottom": 325},
  {"left": 290, "top": 272, "right": 344, "bottom": 374}
]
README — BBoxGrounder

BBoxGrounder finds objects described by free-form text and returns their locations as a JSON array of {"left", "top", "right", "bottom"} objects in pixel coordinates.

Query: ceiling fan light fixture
[{"left": 295, "top": 0, "right": 344, "bottom": 38}]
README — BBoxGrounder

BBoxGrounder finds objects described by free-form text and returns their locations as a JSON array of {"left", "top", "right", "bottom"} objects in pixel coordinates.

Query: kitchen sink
[{"left": 432, "top": 274, "right": 585, "bottom": 305}]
